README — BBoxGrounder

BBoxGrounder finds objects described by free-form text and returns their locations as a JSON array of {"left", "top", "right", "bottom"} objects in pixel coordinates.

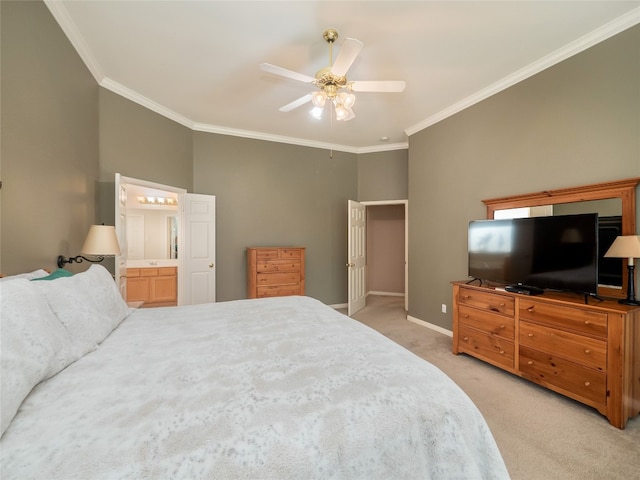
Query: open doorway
[
  {"left": 115, "top": 174, "right": 216, "bottom": 306},
  {"left": 348, "top": 200, "right": 407, "bottom": 315}
]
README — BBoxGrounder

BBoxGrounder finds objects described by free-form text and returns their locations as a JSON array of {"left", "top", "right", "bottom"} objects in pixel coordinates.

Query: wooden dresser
[
  {"left": 452, "top": 281, "right": 640, "bottom": 429},
  {"left": 247, "top": 247, "right": 305, "bottom": 298},
  {"left": 126, "top": 267, "right": 177, "bottom": 307}
]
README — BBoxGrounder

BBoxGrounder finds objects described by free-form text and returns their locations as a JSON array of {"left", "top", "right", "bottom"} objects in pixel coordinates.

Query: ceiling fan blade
[
  {"left": 331, "top": 38, "right": 363, "bottom": 77},
  {"left": 350, "top": 80, "right": 406, "bottom": 93},
  {"left": 260, "top": 63, "right": 315, "bottom": 83},
  {"left": 279, "top": 93, "right": 313, "bottom": 112}
]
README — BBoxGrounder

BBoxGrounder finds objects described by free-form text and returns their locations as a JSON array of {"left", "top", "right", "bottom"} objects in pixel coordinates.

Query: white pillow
[
  {"left": 0, "top": 279, "right": 79, "bottom": 436},
  {"left": 0, "top": 269, "right": 49, "bottom": 281},
  {"left": 33, "top": 265, "right": 132, "bottom": 353}
]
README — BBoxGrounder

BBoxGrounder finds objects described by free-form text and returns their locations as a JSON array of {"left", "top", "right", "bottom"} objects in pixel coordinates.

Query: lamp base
[{"left": 618, "top": 298, "right": 640, "bottom": 306}]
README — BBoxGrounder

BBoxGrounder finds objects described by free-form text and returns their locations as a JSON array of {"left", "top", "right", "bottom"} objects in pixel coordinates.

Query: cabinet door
[
  {"left": 127, "top": 277, "right": 149, "bottom": 302},
  {"left": 150, "top": 275, "right": 177, "bottom": 303}
]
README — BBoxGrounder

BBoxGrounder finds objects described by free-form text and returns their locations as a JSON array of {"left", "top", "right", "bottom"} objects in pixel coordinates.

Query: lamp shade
[
  {"left": 604, "top": 235, "right": 640, "bottom": 261},
  {"left": 81, "top": 225, "right": 121, "bottom": 256}
]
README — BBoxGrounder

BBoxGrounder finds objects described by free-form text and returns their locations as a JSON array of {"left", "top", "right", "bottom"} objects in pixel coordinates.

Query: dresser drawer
[
  {"left": 256, "top": 249, "right": 280, "bottom": 260},
  {"left": 520, "top": 346, "right": 606, "bottom": 405},
  {"left": 256, "top": 248, "right": 302, "bottom": 260},
  {"left": 458, "top": 287, "right": 514, "bottom": 316},
  {"left": 458, "top": 304, "right": 514, "bottom": 340},
  {"left": 257, "top": 284, "right": 302, "bottom": 298},
  {"left": 519, "top": 300, "right": 607, "bottom": 337},
  {"left": 458, "top": 325, "right": 514, "bottom": 369},
  {"left": 280, "top": 249, "right": 302, "bottom": 259},
  {"left": 257, "top": 272, "right": 300, "bottom": 286},
  {"left": 256, "top": 260, "right": 301, "bottom": 273},
  {"left": 519, "top": 321, "right": 606, "bottom": 370}
]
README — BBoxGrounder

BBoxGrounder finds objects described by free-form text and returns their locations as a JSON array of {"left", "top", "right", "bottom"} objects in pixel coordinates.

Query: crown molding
[
  {"left": 405, "top": 7, "right": 640, "bottom": 137},
  {"left": 44, "top": 0, "right": 105, "bottom": 82},
  {"left": 356, "top": 143, "right": 409, "bottom": 154},
  {"left": 100, "top": 79, "right": 195, "bottom": 129},
  {"left": 45, "top": 0, "right": 637, "bottom": 155},
  {"left": 193, "top": 122, "right": 360, "bottom": 154}
]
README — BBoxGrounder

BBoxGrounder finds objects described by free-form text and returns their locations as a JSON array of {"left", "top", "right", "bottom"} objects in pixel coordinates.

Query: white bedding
[{"left": 1, "top": 292, "right": 509, "bottom": 479}]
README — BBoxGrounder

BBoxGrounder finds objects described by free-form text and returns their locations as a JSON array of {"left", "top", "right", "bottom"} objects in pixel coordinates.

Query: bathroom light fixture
[
  {"left": 604, "top": 235, "right": 640, "bottom": 305},
  {"left": 137, "top": 196, "right": 177, "bottom": 206},
  {"left": 57, "top": 225, "right": 121, "bottom": 268}
]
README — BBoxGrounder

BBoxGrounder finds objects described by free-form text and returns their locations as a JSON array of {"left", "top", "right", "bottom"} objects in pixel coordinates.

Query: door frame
[
  {"left": 115, "top": 174, "right": 187, "bottom": 304},
  {"left": 360, "top": 200, "right": 408, "bottom": 311}
]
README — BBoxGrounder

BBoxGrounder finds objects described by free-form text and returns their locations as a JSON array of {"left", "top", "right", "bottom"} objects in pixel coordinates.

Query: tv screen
[{"left": 468, "top": 213, "right": 599, "bottom": 295}]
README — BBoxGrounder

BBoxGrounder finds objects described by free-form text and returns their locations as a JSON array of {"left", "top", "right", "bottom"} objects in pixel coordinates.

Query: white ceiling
[{"left": 45, "top": 1, "right": 640, "bottom": 153}]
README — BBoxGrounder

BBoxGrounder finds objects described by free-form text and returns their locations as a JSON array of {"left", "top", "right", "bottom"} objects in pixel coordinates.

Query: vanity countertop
[{"left": 126, "top": 259, "right": 179, "bottom": 268}]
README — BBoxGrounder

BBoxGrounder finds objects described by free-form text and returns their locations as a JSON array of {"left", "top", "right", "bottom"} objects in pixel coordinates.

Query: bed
[{"left": 1, "top": 265, "right": 509, "bottom": 479}]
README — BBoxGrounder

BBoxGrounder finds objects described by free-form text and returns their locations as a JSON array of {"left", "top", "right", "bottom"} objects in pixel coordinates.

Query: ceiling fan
[{"left": 260, "top": 29, "right": 406, "bottom": 121}]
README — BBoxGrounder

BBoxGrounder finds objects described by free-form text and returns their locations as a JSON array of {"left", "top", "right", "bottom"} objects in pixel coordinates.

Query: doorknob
[
  {"left": 209, "top": 263, "right": 214, "bottom": 268},
  {"left": 346, "top": 262, "right": 355, "bottom": 267}
]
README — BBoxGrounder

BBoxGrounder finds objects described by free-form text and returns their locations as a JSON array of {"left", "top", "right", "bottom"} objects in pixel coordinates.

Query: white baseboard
[
  {"left": 330, "top": 303, "right": 348, "bottom": 309},
  {"left": 367, "top": 291, "right": 405, "bottom": 297},
  {"left": 407, "top": 315, "right": 453, "bottom": 337}
]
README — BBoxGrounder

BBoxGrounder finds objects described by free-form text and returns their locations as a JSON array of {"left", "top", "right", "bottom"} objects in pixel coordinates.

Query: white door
[
  {"left": 348, "top": 200, "right": 366, "bottom": 316},
  {"left": 183, "top": 193, "right": 216, "bottom": 304},
  {"left": 115, "top": 173, "right": 128, "bottom": 300}
]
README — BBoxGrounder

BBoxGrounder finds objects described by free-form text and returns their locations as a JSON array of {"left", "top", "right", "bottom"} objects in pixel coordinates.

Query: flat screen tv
[{"left": 468, "top": 213, "right": 599, "bottom": 295}]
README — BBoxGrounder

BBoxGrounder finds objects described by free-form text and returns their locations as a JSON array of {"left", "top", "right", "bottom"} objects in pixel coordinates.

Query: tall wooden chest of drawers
[
  {"left": 246, "top": 247, "right": 305, "bottom": 298},
  {"left": 452, "top": 282, "right": 640, "bottom": 429}
]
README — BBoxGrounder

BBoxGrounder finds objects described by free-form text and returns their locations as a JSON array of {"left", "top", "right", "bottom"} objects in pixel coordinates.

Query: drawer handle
[
  {"left": 499, "top": 302, "right": 505, "bottom": 307},
  {"left": 499, "top": 325, "right": 505, "bottom": 329},
  {"left": 528, "top": 333, "right": 534, "bottom": 337},
  {"left": 527, "top": 306, "right": 535, "bottom": 312},
  {"left": 463, "top": 314, "right": 469, "bottom": 318},
  {"left": 584, "top": 381, "right": 591, "bottom": 387},
  {"left": 528, "top": 361, "right": 533, "bottom": 365},
  {"left": 463, "top": 336, "right": 469, "bottom": 341},
  {"left": 584, "top": 349, "right": 591, "bottom": 354},
  {"left": 463, "top": 295, "right": 471, "bottom": 299},
  {"left": 584, "top": 320, "right": 591, "bottom": 325},
  {"left": 499, "top": 350, "right": 505, "bottom": 355}
]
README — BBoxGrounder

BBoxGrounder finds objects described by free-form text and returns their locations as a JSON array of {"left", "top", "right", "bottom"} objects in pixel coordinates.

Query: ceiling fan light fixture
[
  {"left": 311, "top": 91, "right": 327, "bottom": 108},
  {"left": 338, "top": 91, "right": 356, "bottom": 108},
  {"left": 334, "top": 102, "right": 355, "bottom": 121},
  {"left": 262, "top": 29, "right": 403, "bottom": 126},
  {"left": 310, "top": 106, "right": 324, "bottom": 119}
]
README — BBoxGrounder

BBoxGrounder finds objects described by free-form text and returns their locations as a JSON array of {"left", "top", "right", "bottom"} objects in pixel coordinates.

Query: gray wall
[
  {"left": 1, "top": 0, "right": 99, "bottom": 274},
  {"left": 96, "top": 88, "right": 193, "bottom": 225},
  {"left": 193, "top": 133, "right": 357, "bottom": 304},
  {"left": 358, "top": 150, "right": 408, "bottom": 201},
  {"left": 408, "top": 25, "right": 640, "bottom": 330}
]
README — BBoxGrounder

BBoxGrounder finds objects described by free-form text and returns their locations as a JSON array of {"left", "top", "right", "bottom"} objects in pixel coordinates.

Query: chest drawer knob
[
  {"left": 585, "top": 349, "right": 591, "bottom": 354},
  {"left": 527, "top": 306, "right": 535, "bottom": 312},
  {"left": 463, "top": 314, "right": 469, "bottom": 319},
  {"left": 528, "top": 361, "right": 533, "bottom": 365},
  {"left": 584, "top": 381, "right": 591, "bottom": 387},
  {"left": 499, "top": 302, "right": 505, "bottom": 307},
  {"left": 463, "top": 336, "right": 469, "bottom": 341},
  {"left": 584, "top": 320, "right": 591, "bottom": 325},
  {"left": 463, "top": 294, "right": 471, "bottom": 300},
  {"left": 528, "top": 333, "right": 534, "bottom": 337},
  {"left": 499, "top": 350, "right": 505, "bottom": 355}
]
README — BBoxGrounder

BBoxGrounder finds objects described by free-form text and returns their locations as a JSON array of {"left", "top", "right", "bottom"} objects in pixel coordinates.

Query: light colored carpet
[{"left": 338, "top": 295, "right": 640, "bottom": 480}]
